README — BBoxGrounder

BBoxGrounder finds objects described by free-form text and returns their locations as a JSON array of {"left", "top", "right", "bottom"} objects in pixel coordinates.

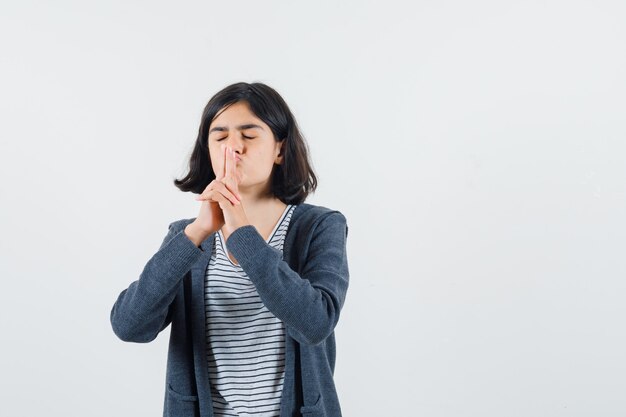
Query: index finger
[
  {"left": 218, "top": 144, "right": 227, "bottom": 180},
  {"left": 225, "top": 146, "right": 233, "bottom": 181}
]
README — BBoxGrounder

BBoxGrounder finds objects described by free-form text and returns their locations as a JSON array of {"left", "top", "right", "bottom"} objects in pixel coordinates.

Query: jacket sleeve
[
  {"left": 110, "top": 221, "right": 203, "bottom": 343},
  {"left": 225, "top": 211, "right": 350, "bottom": 346}
]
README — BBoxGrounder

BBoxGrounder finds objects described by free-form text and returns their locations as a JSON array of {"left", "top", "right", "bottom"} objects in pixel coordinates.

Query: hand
[
  {"left": 195, "top": 144, "right": 251, "bottom": 235},
  {"left": 190, "top": 144, "right": 242, "bottom": 235}
]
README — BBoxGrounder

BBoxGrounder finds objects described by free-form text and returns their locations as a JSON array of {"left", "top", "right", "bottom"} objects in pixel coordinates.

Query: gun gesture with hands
[{"left": 185, "top": 144, "right": 251, "bottom": 246}]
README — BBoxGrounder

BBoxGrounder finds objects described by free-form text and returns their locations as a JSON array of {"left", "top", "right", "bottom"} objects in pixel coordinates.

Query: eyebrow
[{"left": 208, "top": 124, "right": 264, "bottom": 134}]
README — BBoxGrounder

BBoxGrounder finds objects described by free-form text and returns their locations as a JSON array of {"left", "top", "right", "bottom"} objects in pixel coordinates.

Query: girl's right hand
[{"left": 191, "top": 179, "right": 241, "bottom": 235}]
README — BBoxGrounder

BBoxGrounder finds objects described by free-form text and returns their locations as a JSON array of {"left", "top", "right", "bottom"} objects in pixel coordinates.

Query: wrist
[{"left": 185, "top": 222, "right": 209, "bottom": 247}]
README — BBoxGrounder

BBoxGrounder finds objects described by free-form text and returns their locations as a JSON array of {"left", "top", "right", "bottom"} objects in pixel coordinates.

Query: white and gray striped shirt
[{"left": 205, "top": 204, "right": 297, "bottom": 417}]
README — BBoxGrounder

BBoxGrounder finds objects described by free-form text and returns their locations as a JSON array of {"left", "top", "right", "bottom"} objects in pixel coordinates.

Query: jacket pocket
[
  {"left": 165, "top": 383, "right": 199, "bottom": 417},
  {"left": 300, "top": 393, "right": 324, "bottom": 416}
]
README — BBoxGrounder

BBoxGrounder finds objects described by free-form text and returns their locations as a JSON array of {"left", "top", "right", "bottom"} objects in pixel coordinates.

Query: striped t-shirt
[{"left": 205, "top": 204, "right": 297, "bottom": 417}]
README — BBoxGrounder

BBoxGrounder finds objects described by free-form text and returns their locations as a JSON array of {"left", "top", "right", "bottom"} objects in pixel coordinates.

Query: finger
[
  {"left": 225, "top": 147, "right": 242, "bottom": 198},
  {"left": 196, "top": 182, "right": 215, "bottom": 201},
  {"left": 228, "top": 148, "right": 243, "bottom": 196},
  {"left": 207, "top": 190, "right": 229, "bottom": 210},
  {"left": 195, "top": 188, "right": 240, "bottom": 205},
  {"left": 201, "top": 178, "right": 227, "bottom": 194},
  {"left": 213, "top": 190, "right": 238, "bottom": 208},
  {"left": 226, "top": 147, "right": 239, "bottom": 191},
  {"left": 216, "top": 181, "right": 241, "bottom": 205},
  {"left": 227, "top": 147, "right": 236, "bottom": 180},
  {"left": 220, "top": 175, "right": 241, "bottom": 201},
  {"left": 215, "top": 144, "right": 225, "bottom": 181},
  {"left": 198, "top": 180, "right": 237, "bottom": 202},
  {"left": 222, "top": 144, "right": 228, "bottom": 181}
]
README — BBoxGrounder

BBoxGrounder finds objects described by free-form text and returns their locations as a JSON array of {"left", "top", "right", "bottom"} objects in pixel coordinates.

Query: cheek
[{"left": 208, "top": 148, "right": 222, "bottom": 173}]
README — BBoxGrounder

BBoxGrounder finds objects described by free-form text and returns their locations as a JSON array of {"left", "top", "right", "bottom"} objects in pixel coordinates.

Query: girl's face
[{"left": 207, "top": 101, "right": 284, "bottom": 196}]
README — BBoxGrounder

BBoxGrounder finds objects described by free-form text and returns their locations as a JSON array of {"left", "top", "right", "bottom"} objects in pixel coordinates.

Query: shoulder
[
  {"left": 293, "top": 202, "right": 346, "bottom": 222},
  {"left": 291, "top": 203, "right": 348, "bottom": 237}
]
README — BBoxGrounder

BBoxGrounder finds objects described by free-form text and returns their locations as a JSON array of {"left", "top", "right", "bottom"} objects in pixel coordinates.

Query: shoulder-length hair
[{"left": 174, "top": 82, "right": 317, "bottom": 205}]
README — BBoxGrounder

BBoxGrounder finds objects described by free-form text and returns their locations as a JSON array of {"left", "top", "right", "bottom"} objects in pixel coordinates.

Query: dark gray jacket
[{"left": 110, "top": 203, "right": 350, "bottom": 416}]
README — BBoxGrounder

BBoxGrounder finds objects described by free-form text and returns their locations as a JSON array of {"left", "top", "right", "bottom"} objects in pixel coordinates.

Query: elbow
[
  {"left": 301, "top": 332, "right": 329, "bottom": 347},
  {"left": 289, "top": 293, "right": 344, "bottom": 346},
  {"left": 110, "top": 307, "right": 158, "bottom": 343},
  {"left": 289, "top": 325, "right": 334, "bottom": 346},
  {"left": 287, "top": 316, "right": 339, "bottom": 346}
]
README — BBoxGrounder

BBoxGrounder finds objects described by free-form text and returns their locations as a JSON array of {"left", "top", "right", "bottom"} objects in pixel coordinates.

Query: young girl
[{"left": 110, "top": 82, "right": 350, "bottom": 417}]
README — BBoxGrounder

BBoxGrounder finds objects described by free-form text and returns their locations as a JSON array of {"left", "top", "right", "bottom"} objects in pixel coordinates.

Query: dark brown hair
[{"left": 174, "top": 82, "right": 317, "bottom": 205}]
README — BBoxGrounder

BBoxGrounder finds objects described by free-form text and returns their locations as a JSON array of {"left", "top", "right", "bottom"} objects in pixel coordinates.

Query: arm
[
  {"left": 225, "top": 211, "right": 350, "bottom": 346},
  {"left": 110, "top": 221, "right": 202, "bottom": 343}
]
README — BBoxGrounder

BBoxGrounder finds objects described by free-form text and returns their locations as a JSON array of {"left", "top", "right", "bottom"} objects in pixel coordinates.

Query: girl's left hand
[{"left": 195, "top": 144, "right": 251, "bottom": 234}]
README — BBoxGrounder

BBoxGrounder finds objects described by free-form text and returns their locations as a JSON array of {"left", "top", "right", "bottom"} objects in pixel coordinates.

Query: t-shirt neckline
[{"left": 218, "top": 204, "right": 293, "bottom": 266}]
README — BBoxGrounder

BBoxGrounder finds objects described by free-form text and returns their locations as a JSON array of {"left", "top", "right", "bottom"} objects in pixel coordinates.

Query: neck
[
  {"left": 238, "top": 188, "right": 284, "bottom": 218},
  {"left": 237, "top": 180, "right": 277, "bottom": 205}
]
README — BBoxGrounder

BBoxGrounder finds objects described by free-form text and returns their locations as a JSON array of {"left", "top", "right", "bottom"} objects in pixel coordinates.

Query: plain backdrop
[{"left": 1, "top": 1, "right": 625, "bottom": 416}]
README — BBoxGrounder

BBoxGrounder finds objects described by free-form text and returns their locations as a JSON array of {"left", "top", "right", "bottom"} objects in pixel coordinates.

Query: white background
[{"left": 1, "top": 1, "right": 625, "bottom": 416}]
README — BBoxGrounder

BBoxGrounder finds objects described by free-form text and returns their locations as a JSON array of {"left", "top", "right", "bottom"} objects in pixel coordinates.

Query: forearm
[
  {"left": 110, "top": 225, "right": 203, "bottom": 342},
  {"left": 226, "top": 220, "right": 349, "bottom": 345}
]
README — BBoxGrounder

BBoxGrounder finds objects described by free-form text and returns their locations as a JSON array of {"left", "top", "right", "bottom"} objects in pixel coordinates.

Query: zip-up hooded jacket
[{"left": 110, "top": 203, "right": 350, "bottom": 417}]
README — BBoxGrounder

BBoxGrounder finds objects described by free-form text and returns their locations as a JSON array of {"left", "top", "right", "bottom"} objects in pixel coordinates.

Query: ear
[{"left": 274, "top": 139, "right": 285, "bottom": 165}]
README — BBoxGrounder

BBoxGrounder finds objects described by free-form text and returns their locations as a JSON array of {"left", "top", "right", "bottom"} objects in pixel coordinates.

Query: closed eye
[{"left": 216, "top": 135, "right": 255, "bottom": 141}]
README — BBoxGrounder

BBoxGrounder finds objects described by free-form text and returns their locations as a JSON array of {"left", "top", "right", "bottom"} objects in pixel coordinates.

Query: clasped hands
[{"left": 193, "top": 144, "right": 251, "bottom": 237}]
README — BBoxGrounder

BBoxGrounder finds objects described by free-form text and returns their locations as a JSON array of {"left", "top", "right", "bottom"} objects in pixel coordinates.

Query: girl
[{"left": 110, "top": 82, "right": 350, "bottom": 417}]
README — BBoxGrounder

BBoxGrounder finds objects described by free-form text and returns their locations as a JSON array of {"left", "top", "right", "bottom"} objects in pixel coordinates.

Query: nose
[{"left": 222, "top": 135, "right": 244, "bottom": 156}]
